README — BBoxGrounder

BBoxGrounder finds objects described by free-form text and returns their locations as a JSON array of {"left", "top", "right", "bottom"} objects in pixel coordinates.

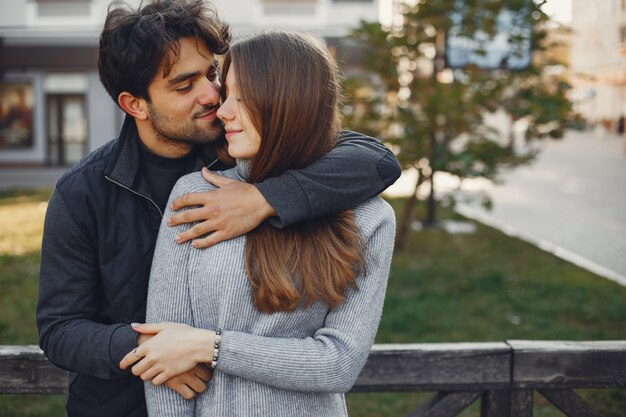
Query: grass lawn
[{"left": 0, "top": 190, "right": 624, "bottom": 416}]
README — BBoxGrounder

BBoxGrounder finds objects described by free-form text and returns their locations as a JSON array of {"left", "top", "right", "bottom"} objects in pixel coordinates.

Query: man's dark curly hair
[{"left": 98, "top": 0, "right": 230, "bottom": 104}]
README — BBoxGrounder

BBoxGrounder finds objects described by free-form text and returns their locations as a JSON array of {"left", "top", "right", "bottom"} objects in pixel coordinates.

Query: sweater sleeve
[
  {"left": 255, "top": 130, "right": 401, "bottom": 228},
  {"left": 37, "top": 188, "right": 137, "bottom": 379},
  {"left": 144, "top": 176, "right": 202, "bottom": 416},
  {"left": 216, "top": 198, "right": 396, "bottom": 393}
]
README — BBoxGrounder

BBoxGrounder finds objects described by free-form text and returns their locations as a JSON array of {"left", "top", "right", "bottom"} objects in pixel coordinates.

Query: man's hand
[
  {"left": 164, "top": 364, "right": 212, "bottom": 400},
  {"left": 119, "top": 322, "right": 215, "bottom": 385},
  {"left": 168, "top": 168, "right": 276, "bottom": 248}
]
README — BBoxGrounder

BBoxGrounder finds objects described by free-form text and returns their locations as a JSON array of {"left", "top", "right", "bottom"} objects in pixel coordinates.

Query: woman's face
[{"left": 216, "top": 65, "right": 261, "bottom": 159}]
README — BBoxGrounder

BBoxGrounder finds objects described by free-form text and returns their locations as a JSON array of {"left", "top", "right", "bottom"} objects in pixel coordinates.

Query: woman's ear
[{"left": 118, "top": 92, "right": 148, "bottom": 120}]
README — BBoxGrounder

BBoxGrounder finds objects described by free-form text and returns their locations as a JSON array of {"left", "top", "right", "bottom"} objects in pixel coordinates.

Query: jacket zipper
[
  {"left": 105, "top": 175, "right": 163, "bottom": 217},
  {"left": 104, "top": 157, "right": 220, "bottom": 219}
]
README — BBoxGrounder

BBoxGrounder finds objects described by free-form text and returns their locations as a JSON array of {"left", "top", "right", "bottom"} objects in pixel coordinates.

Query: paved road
[{"left": 454, "top": 131, "right": 626, "bottom": 285}]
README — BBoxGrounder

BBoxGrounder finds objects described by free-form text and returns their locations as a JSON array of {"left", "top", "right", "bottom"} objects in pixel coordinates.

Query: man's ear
[{"left": 118, "top": 92, "right": 148, "bottom": 120}]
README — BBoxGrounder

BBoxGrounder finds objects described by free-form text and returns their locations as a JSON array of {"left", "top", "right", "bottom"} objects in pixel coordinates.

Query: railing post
[
  {"left": 481, "top": 390, "right": 510, "bottom": 417},
  {"left": 510, "top": 390, "right": 533, "bottom": 417}
]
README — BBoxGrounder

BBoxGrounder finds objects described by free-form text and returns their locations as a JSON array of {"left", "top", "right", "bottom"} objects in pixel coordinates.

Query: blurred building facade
[
  {"left": 0, "top": 0, "right": 122, "bottom": 167},
  {"left": 570, "top": 0, "right": 626, "bottom": 131},
  {"left": 0, "top": 0, "right": 379, "bottom": 167}
]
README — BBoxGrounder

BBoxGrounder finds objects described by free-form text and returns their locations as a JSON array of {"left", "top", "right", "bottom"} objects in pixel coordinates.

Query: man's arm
[
  {"left": 38, "top": 188, "right": 211, "bottom": 397},
  {"left": 36, "top": 189, "right": 136, "bottom": 379},
  {"left": 169, "top": 131, "right": 400, "bottom": 247},
  {"left": 257, "top": 130, "right": 400, "bottom": 227}
]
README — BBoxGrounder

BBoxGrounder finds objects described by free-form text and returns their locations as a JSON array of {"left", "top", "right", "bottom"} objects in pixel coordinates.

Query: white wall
[
  {"left": 570, "top": 0, "right": 626, "bottom": 121},
  {"left": 0, "top": 0, "right": 27, "bottom": 27},
  {"left": 214, "top": 0, "right": 378, "bottom": 38},
  {"left": 87, "top": 71, "right": 124, "bottom": 150}
]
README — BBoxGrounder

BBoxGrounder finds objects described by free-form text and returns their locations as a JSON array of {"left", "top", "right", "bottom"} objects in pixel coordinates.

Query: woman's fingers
[
  {"left": 131, "top": 322, "right": 168, "bottom": 334},
  {"left": 119, "top": 348, "right": 143, "bottom": 370},
  {"left": 139, "top": 366, "right": 162, "bottom": 382},
  {"left": 131, "top": 356, "right": 153, "bottom": 377}
]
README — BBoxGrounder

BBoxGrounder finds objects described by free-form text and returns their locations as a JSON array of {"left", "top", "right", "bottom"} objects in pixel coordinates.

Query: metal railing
[{"left": 2, "top": 340, "right": 625, "bottom": 416}]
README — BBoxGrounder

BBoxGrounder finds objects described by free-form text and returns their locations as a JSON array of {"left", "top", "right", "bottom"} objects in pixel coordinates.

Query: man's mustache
[{"left": 193, "top": 105, "right": 219, "bottom": 118}]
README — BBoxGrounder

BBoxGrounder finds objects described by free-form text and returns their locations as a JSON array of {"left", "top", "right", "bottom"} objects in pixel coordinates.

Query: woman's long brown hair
[{"left": 221, "top": 32, "right": 365, "bottom": 313}]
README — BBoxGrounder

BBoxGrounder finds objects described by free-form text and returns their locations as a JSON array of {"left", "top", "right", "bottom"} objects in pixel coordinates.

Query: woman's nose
[{"left": 217, "top": 99, "right": 233, "bottom": 121}]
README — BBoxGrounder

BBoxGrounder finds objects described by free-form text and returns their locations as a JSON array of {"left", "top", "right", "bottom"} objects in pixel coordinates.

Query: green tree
[{"left": 343, "top": 0, "right": 579, "bottom": 250}]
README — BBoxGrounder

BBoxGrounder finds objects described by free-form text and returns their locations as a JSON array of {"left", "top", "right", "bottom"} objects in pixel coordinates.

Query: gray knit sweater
[{"left": 145, "top": 164, "right": 396, "bottom": 417}]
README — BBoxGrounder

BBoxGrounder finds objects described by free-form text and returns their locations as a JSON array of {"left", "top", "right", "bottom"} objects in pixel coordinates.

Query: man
[{"left": 36, "top": 1, "right": 400, "bottom": 416}]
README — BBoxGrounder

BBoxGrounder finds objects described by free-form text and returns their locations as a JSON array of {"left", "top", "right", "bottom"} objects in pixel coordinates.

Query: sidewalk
[
  {"left": 386, "top": 130, "right": 626, "bottom": 286},
  {"left": 0, "top": 167, "right": 66, "bottom": 191}
]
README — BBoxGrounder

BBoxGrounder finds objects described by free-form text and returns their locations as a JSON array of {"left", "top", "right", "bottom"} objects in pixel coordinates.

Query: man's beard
[{"left": 147, "top": 103, "right": 224, "bottom": 146}]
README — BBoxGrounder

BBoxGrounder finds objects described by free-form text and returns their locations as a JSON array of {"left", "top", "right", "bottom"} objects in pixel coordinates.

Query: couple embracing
[{"left": 37, "top": 1, "right": 398, "bottom": 416}]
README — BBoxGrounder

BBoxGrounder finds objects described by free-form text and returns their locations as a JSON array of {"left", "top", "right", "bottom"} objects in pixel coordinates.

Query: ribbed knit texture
[{"left": 145, "top": 163, "right": 396, "bottom": 417}]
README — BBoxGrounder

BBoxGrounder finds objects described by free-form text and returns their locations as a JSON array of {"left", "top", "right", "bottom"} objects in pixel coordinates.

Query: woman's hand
[{"left": 119, "top": 322, "right": 215, "bottom": 385}]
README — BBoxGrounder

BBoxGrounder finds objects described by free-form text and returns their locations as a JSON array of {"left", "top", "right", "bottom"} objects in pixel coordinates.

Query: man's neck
[{"left": 135, "top": 119, "right": 193, "bottom": 159}]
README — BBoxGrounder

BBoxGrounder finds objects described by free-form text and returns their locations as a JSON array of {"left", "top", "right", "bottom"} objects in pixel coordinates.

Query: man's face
[{"left": 145, "top": 37, "right": 223, "bottom": 146}]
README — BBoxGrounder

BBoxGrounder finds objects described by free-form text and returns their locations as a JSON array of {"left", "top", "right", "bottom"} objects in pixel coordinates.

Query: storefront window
[{"left": 0, "top": 82, "right": 34, "bottom": 149}]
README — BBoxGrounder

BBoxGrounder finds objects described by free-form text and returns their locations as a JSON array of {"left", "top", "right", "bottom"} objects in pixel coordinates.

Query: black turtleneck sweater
[{"left": 138, "top": 141, "right": 203, "bottom": 213}]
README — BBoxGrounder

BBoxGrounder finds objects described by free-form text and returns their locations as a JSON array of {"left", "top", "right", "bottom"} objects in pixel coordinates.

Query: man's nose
[{"left": 198, "top": 78, "right": 220, "bottom": 106}]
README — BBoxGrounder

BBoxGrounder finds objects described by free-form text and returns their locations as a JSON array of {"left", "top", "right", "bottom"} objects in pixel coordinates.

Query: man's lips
[{"left": 195, "top": 108, "right": 218, "bottom": 119}]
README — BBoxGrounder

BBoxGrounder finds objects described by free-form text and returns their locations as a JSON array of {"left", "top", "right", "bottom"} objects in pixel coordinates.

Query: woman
[{"left": 121, "top": 31, "right": 395, "bottom": 416}]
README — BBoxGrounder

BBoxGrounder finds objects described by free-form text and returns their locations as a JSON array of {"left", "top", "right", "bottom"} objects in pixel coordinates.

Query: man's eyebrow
[{"left": 167, "top": 71, "right": 200, "bottom": 86}]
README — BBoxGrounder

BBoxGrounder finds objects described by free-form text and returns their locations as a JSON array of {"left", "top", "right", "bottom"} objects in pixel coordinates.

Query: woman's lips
[{"left": 225, "top": 130, "right": 242, "bottom": 140}]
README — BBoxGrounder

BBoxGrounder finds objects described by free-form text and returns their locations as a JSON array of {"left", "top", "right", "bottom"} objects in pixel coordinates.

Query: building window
[{"left": 0, "top": 82, "right": 34, "bottom": 150}]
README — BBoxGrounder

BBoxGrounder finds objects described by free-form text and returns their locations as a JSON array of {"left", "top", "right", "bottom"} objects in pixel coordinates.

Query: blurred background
[{"left": 0, "top": 0, "right": 625, "bottom": 416}]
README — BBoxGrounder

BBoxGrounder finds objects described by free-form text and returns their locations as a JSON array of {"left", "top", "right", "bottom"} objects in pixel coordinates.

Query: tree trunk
[
  {"left": 508, "top": 115, "right": 516, "bottom": 152},
  {"left": 424, "top": 171, "right": 437, "bottom": 227},
  {"left": 395, "top": 170, "right": 424, "bottom": 251}
]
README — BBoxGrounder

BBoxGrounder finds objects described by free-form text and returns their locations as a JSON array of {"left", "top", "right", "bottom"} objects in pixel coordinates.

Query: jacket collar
[{"left": 104, "top": 114, "right": 144, "bottom": 192}]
